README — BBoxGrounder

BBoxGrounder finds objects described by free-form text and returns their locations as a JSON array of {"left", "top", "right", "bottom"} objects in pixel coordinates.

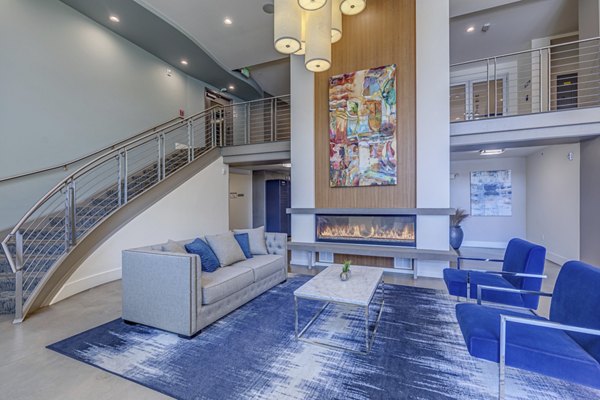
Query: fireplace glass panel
[{"left": 315, "top": 214, "right": 416, "bottom": 247}]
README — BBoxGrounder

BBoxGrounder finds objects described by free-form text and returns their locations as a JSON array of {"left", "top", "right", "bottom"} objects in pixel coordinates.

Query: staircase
[{"left": 0, "top": 95, "right": 290, "bottom": 321}]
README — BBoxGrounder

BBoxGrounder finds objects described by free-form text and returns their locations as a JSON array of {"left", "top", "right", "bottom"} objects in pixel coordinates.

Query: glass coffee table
[{"left": 294, "top": 265, "right": 385, "bottom": 354}]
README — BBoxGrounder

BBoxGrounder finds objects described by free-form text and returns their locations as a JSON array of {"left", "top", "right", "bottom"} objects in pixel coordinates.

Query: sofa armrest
[
  {"left": 265, "top": 232, "right": 288, "bottom": 272},
  {"left": 122, "top": 249, "right": 201, "bottom": 336}
]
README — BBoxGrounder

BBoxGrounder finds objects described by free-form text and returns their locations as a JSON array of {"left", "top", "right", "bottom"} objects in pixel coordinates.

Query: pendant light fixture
[
  {"left": 298, "top": 0, "right": 327, "bottom": 11},
  {"left": 305, "top": 0, "right": 332, "bottom": 72},
  {"left": 331, "top": 0, "right": 342, "bottom": 43},
  {"left": 274, "top": 0, "right": 302, "bottom": 54},
  {"left": 295, "top": 11, "right": 307, "bottom": 55},
  {"left": 340, "top": 0, "right": 366, "bottom": 15}
]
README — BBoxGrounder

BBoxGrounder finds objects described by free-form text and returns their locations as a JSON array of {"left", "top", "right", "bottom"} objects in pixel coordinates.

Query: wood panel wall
[{"left": 314, "top": 0, "right": 416, "bottom": 209}]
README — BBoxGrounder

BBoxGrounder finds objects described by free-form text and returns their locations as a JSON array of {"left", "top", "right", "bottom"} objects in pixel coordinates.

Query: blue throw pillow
[
  {"left": 185, "top": 238, "right": 220, "bottom": 272},
  {"left": 234, "top": 233, "right": 253, "bottom": 259}
]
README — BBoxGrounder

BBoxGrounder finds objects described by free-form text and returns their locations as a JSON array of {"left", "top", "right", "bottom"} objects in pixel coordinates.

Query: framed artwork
[
  {"left": 470, "top": 170, "right": 512, "bottom": 216},
  {"left": 328, "top": 64, "right": 397, "bottom": 187}
]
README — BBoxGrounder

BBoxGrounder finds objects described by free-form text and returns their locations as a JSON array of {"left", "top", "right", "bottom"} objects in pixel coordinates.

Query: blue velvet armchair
[
  {"left": 443, "top": 238, "right": 547, "bottom": 309},
  {"left": 456, "top": 261, "right": 600, "bottom": 399}
]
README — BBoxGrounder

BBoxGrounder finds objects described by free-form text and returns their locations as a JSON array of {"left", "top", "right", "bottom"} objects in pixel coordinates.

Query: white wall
[
  {"left": 416, "top": 0, "right": 451, "bottom": 277},
  {"left": 526, "top": 144, "right": 580, "bottom": 265},
  {"left": 451, "top": 157, "right": 527, "bottom": 248},
  {"left": 229, "top": 170, "right": 253, "bottom": 230},
  {"left": 51, "top": 158, "right": 229, "bottom": 303},
  {"left": 0, "top": 0, "right": 223, "bottom": 231}
]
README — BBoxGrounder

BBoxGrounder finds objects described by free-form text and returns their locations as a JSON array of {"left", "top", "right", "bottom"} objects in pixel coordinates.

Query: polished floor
[{"left": 0, "top": 261, "right": 560, "bottom": 399}]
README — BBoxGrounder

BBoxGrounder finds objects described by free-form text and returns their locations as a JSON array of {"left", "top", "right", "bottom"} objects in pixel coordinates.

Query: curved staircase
[{"left": 0, "top": 95, "right": 290, "bottom": 322}]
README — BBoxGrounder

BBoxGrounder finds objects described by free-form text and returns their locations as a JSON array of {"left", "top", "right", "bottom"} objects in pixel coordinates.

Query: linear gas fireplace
[{"left": 315, "top": 214, "right": 416, "bottom": 247}]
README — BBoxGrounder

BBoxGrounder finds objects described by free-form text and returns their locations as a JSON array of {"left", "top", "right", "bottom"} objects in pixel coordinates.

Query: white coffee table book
[{"left": 293, "top": 265, "right": 385, "bottom": 354}]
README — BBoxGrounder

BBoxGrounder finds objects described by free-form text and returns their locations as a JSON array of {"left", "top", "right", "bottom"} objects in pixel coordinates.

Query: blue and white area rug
[{"left": 48, "top": 277, "right": 599, "bottom": 400}]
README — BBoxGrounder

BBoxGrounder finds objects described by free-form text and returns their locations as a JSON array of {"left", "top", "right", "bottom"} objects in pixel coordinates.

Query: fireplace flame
[{"left": 318, "top": 223, "right": 414, "bottom": 242}]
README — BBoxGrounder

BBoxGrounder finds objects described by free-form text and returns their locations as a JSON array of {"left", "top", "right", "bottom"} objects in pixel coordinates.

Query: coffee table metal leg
[{"left": 294, "top": 296, "right": 298, "bottom": 339}]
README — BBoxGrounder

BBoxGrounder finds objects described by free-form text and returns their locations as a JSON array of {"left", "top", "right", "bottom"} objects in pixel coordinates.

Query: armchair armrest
[
  {"left": 467, "top": 270, "right": 547, "bottom": 279},
  {"left": 497, "top": 315, "right": 600, "bottom": 399},
  {"left": 476, "top": 285, "right": 553, "bottom": 305}
]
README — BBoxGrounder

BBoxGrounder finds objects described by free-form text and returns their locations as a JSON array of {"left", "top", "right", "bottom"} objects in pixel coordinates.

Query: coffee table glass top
[{"left": 294, "top": 265, "right": 384, "bottom": 307}]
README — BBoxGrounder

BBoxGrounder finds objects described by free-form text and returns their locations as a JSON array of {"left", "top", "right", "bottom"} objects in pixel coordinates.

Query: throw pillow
[
  {"left": 234, "top": 233, "right": 253, "bottom": 259},
  {"left": 162, "top": 239, "right": 187, "bottom": 254},
  {"left": 205, "top": 232, "right": 247, "bottom": 267},
  {"left": 234, "top": 226, "right": 268, "bottom": 255},
  {"left": 185, "top": 238, "right": 220, "bottom": 273}
]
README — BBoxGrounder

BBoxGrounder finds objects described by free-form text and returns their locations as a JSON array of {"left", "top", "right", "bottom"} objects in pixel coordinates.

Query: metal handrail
[
  {"left": 1, "top": 95, "right": 291, "bottom": 322},
  {"left": 450, "top": 36, "right": 600, "bottom": 122},
  {"left": 0, "top": 117, "right": 183, "bottom": 184},
  {"left": 450, "top": 36, "right": 600, "bottom": 67}
]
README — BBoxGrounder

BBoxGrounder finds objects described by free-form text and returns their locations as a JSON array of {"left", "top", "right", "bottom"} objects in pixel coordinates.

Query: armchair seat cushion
[
  {"left": 443, "top": 269, "right": 526, "bottom": 307},
  {"left": 456, "top": 303, "right": 600, "bottom": 389},
  {"left": 231, "top": 255, "right": 284, "bottom": 282}
]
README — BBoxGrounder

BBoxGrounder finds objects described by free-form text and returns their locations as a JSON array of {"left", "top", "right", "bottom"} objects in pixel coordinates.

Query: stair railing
[{"left": 1, "top": 95, "right": 291, "bottom": 322}]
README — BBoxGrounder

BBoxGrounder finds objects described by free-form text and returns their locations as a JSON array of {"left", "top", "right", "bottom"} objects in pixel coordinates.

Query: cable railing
[
  {"left": 450, "top": 37, "right": 600, "bottom": 122},
  {"left": 1, "top": 95, "right": 291, "bottom": 322}
]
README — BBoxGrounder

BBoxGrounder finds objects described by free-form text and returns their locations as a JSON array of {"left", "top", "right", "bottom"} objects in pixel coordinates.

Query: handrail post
[
  {"left": 187, "top": 120, "right": 193, "bottom": 163},
  {"left": 271, "top": 98, "right": 276, "bottom": 142},
  {"left": 220, "top": 106, "right": 225, "bottom": 146},
  {"left": 123, "top": 150, "right": 128, "bottom": 204},
  {"left": 546, "top": 48, "right": 551, "bottom": 112},
  {"left": 14, "top": 231, "right": 23, "bottom": 323},
  {"left": 156, "top": 136, "right": 162, "bottom": 182},
  {"left": 117, "top": 154, "right": 123, "bottom": 206},
  {"left": 68, "top": 182, "right": 76, "bottom": 247},
  {"left": 245, "top": 103, "right": 250, "bottom": 145},
  {"left": 538, "top": 49, "right": 543, "bottom": 113}
]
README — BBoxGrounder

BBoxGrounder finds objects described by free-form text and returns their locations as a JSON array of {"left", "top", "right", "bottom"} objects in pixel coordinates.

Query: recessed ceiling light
[
  {"left": 466, "top": 26, "right": 475, "bottom": 33},
  {"left": 224, "top": 17, "right": 233, "bottom": 25},
  {"left": 180, "top": 60, "right": 188, "bottom": 66},
  {"left": 109, "top": 15, "right": 120, "bottom": 23},
  {"left": 228, "top": 85, "right": 235, "bottom": 90},
  {"left": 480, "top": 149, "right": 505, "bottom": 156}
]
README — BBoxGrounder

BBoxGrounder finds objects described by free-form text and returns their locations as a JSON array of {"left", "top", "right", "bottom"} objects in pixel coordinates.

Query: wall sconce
[{"left": 166, "top": 68, "right": 172, "bottom": 77}]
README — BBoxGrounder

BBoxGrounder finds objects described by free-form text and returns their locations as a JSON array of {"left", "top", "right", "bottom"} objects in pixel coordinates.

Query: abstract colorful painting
[
  {"left": 329, "top": 64, "right": 397, "bottom": 187},
  {"left": 470, "top": 170, "right": 512, "bottom": 216}
]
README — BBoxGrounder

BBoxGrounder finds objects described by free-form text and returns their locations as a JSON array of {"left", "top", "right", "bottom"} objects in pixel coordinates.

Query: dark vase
[{"left": 449, "top": 225, "right": 464, "bottom": 250}]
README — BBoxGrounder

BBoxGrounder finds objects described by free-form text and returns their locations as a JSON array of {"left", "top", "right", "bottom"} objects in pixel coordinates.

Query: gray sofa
[{"left": 122, "top": 232, "right": 288, "bottom": 337}]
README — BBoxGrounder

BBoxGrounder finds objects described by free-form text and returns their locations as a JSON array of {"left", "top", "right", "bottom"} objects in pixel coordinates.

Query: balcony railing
[{"left": 450, "top": 37, "right": 600, "bottom": 122}]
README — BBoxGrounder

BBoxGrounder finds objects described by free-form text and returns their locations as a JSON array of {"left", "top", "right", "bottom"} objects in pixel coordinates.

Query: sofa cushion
[
  {"left": 201, "top": 266, "right": 254, "bottom": 305},
  {"left": 162, "top": 240, "right": 187, "bottom": 254},
  {"left": 231, "top": 254, "right": 284, "bottom": 282},
  {"left": 205, "top": 232, "right": 246, "bottom": 267},
  {"left": 234, "top": 233, "right": 253, "bottom": 259},
  {"left": 456, "top": 303, "right": 600, "bottom": 389},
  {"left": 185, "top": 238, "right": 220, "bottom": 273},
  {"left": 234, "top": 226, "right": 268, "bottom": 255},
  {"left": 443, "top": 268, "right": 525, "bottom": 307}
]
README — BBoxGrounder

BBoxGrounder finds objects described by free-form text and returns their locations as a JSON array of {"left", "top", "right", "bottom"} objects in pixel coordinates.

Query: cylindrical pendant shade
[
  {"left": 274, "top": 0, "right": 302, "bottom": 54},
  {"left": 305, "top": 0, "right": 332, "bottom": 72},
  {"left": 340, "top": 0, "right": 366, "bottom": 15},
  {"left": 298, "top": 0, "right": 327, "bottom": 11},
  {"left": 295, "top": 11, "right": 307, "bottom": 55},
  {"left": 331, "top": 0, "right": 342, "bottom": 43}
]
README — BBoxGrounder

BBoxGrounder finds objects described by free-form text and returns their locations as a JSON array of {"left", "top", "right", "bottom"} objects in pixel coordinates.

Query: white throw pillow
[
  {"left": 233, "top": 226, "right": 269, "bottom": 255},
  {"left": 205, "top": 232, "right": 247, "bottom": 267}
]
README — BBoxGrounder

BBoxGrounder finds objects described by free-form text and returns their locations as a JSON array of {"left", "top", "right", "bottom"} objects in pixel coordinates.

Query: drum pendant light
[
  {"left": 331, "top": 0, "right": 343, "bottom": 43},
  {"left": 298, "top": 0, "right": 327, "bottom": 11},
  {"left": 305, "top": 0, "right": 332, "bottom": 72},
  {"left": 274, "top": 0, "right": 302, "bottom": 54},
  {"left": 340, "top": 0, "right": 366, "bottom": 15}
]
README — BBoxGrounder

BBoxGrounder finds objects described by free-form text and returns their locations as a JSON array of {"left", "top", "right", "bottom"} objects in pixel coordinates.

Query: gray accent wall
[
  {"left": 0, "top": 0, "right": 232, "bottom": 231},
  {"left": 581, "top": 137, "right": 600, "bottom": 266}
]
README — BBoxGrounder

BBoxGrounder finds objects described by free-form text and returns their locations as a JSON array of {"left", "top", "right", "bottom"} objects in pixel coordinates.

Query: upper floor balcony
[{"left": 449, "top": 37, "right": 600, "bottom": 151}]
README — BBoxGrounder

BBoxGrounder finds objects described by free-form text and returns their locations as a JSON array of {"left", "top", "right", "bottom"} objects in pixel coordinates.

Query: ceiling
[
  {"left": 449, "top": 0, "right": 523, "bottom": 18},
  {"left": 451, "top": 146, "right": 546, "bottom": 161},
  {"left": 135, "top": 0, "right": 283, "bottom": 71},
  {"left": 60, "top": 0, "right": 264, "bottom": 100},
  {"left": 450, "top": 0, "right": 579, "bottom": 64}
]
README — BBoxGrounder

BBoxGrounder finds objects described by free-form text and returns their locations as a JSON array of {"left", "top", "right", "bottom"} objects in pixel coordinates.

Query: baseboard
[
  {"left": 50, "top": 268, "right": 121, "bottom": 305},
  {"left": 546, "top": 251, "right": 570, "bottom": 266},
  {"left": 461, "top": 241, "right": 507, "bottom": 249}
]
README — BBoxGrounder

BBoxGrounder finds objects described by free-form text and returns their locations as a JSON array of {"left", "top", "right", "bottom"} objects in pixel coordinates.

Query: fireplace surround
[{"left": 315, "top": 214, "right": 416, "bottom": 247}]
